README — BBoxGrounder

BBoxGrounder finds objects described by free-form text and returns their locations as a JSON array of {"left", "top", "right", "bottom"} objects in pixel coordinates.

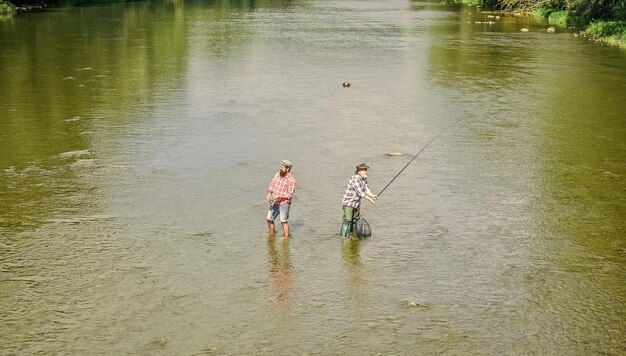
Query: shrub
[
  {"left": 0, "top": 1, "right": 17, "bottom": 15},
  {"left": 500, "top": 0, "right": 622, "bottom": 20},
  {"left": 585, "top": 20, "right": 626, "bottom": 48},
  {"left": 532, "top": 7, "right": 553, "bottom": 18},
  {"left": 586, "top": 20, "right": 626, "bottom": 37},
  {"left": 548, "top": 10, "right": 569, "bottom": 24}
]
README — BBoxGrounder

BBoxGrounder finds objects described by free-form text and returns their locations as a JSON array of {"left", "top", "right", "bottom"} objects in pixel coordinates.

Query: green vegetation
[
  {"left": 499, "top": 0, "right": 624, "bottom": 20},
  {"left": 6, "top": 0, "right": 626, "bottom": 49},
  {"left": 531, "top": 8, "right": 589, "bottom": 27},
  {"left": 526, "top": 1, "right": 625, "bottom": 48},
  {"left": 0, "top": 0, "right": 16, "bottom": 15},
  {"left": 488, "top": 0, "right": 625, "bottom": 48},
  {"left": 585, "top": 20, "right": 626, "bottom": 48}
]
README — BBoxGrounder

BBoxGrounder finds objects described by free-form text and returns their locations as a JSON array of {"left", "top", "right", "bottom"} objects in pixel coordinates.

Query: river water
[{"left": 1, "top": 0, "right": 624, "bottom": 354}]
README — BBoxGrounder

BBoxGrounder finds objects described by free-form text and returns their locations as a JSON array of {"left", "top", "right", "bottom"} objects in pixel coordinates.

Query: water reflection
[
  {"left": 0, "top": 0, "right": 624, "bottom": 353},
  {"left": 267, "top": 235, "right": 294, "bottom": 307},
  {"left": 341, "top": 239, "right": 365, "bottom": 298},
  {"left": 426, "top": 7, "right": 539, "bottom": 88}
]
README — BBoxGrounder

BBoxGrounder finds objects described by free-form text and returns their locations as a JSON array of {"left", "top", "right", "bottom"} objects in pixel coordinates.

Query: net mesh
[{"left": 355, "top": 217, "right": 371, "bottom": 239}]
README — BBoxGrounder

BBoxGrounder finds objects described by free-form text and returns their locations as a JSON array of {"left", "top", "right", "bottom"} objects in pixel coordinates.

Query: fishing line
[
  {"left": 209, "top": 199, "right": 267, "bottom": 222},
  {"left": 377, "top": 119, "right": 462, "bottom": 197}
]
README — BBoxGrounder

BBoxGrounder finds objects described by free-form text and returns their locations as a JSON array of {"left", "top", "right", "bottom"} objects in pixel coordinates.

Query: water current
[{"left": 0, "top": 0, "right": 625, "bottom": 354}]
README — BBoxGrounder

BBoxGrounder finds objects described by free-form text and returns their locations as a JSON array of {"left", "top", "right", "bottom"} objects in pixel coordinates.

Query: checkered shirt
[
  {"left": 268, "top": 172, "right": 296, "bottom": 205},
  {"left": 342, "top": 175, "right": 367, "bottom": 208}
]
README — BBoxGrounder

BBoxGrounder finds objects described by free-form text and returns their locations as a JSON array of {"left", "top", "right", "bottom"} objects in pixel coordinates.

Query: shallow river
[{"left": 1, "top": 0, "right": 625, "bottom": 354}]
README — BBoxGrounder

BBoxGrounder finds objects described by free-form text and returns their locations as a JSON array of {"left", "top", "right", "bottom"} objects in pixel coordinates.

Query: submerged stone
[{"left": 59, "top": 149, "right": 91, "bottom": 158}]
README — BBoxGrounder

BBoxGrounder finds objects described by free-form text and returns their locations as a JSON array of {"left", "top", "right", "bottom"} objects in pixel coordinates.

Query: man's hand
[{"left": 366, "top": 187, "right": 378, "bottom": 201}]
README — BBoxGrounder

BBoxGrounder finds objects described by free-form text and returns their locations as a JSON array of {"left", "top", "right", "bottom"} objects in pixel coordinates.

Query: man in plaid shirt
[
  {"left": 266, "top": 160, "right": 296, "bottom": 237},
  {"left": 341, "top": 163, "right": 377, "bottom": 237}
]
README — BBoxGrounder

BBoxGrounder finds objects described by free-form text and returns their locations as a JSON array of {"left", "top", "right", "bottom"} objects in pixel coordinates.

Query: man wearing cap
[
  {"left": 341, "top": 163, "right": 377, "bottom": 237},
  {"left": 266, "top": 160, "right": 296, "bottom": 237}
]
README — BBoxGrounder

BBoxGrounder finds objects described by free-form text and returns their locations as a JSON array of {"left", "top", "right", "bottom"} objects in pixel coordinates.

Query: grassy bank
[
  {"left": 531, "top": 8, "right": 626, "bottom": 49},
  {"left": 584, "top": 20, "right": 626, "bottom": 49},
  {"left": 455, "top": 0, "right": 626, "bottom": 49}
]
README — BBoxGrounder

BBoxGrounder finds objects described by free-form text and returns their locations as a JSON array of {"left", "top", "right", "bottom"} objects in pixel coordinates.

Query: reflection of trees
[
  {"left": 0, "top": 2, "right": 190, "bottom": 231},
  {"left": 536, "top": 74, "right": 626, "bottom": 264},
  {"left": 425, "top": 6, "right": 539, "bottom": 87},
  {"left": 267, "top": 235, "right": 294, "bottom": 305},
  {"left": 0, "top": 1, "right": 189, "bottom": 168},
  {"left": 187, "top": 0, "right": 299, "bottom": 10},
  {"left": 0, "top": 0, "right": 306, "bottom": 233},
  {"left": 528, "top": 74, "right": 625, "bottom": 352}
]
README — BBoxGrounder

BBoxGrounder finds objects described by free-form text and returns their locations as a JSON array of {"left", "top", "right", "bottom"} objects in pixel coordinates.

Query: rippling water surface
[{"left": 1, "top": 0, "right": 625, "bottom": 354}]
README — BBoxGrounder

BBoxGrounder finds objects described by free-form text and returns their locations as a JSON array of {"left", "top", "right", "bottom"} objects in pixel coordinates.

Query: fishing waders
[{"left": 341, "top": 205, "right": 359, "bottom": 238}]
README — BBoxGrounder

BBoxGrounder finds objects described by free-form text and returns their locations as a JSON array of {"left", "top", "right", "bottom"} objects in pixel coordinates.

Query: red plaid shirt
[{"left": 268, "top": 172, "right": 296, "bottom": 205}]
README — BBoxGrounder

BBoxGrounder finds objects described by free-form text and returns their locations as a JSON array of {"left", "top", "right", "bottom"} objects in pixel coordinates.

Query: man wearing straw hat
[
  {"left": 341, "top": 163, "right": 377, "bottom": 237},
  {"left": 266, "top": 160, "right": 296, "bottom": 237}
]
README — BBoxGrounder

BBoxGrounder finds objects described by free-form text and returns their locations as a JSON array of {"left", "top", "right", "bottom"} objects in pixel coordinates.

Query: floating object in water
[
  {"left": 602, "top": 171, "right": 620, "bottom": 179},
  {"left": 401, "top": 298, "right": 432, "bottom": 308},
  {"left": 77, "top": 67, "right": 93, "bottom": 71},
  {"left": 408, "top": 300, "right": 432, "bottom": 308},
  {"left": 342, "top": 81, "right": 351, "bottom": 87},
  {"left": 149, "top": 337, "right": 169, "bottom": 349},
  {"left": 63, "top": 77, "right": 76, "bottom": 80},
  {"left": 48, "top": 215, "right": 115, "bottom": 223},
  {"left": 193, "top": 230, "right": 212, "bottom": 238},
  {"left": 520, "top": 28, "right": 529, "bottom": 32},
  {"left": 378, "top": 119, "right": 461, "bottom": 197},
  {"left": 386, "top": 152, "right": 404, "bottom": 156},
  {"left": 59, "top": 149, "right": 91, "bottom": 158}
]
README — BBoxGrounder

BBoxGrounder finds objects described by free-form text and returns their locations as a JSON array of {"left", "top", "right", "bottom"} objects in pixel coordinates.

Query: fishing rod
[{"left": 377, "top": 119, "right": 461, "bottom": 197}]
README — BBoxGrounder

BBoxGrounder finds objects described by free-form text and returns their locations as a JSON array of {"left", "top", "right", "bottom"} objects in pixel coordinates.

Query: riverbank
[
  {"left": 1, "top": 0, "right": 53, "bottom": 13},
  {"left": 455, "top": 0, "right": 626, "bottom": 50},
  {"left": 531, "top": 8, "right": 626, "bottom": 49},
  {"left": 580, "top": 20, "right": 626, "bottom": 49},
  {"left": 3, "top": 0, "right": 625, "bottom": 50}
]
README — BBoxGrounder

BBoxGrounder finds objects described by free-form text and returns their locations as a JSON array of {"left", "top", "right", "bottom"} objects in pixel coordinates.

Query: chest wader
[{"left": 341, "top": 205, "right": 360, "bottom": 238}]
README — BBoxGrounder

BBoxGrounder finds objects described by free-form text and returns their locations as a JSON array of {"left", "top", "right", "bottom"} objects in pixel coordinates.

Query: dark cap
[{"left": 355, "top": 163, "right": 369, "bottom": 172}]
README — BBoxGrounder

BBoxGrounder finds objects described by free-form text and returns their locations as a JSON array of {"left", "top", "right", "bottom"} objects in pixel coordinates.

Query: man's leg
[
  {"left": 267, "top": 205, "right": 278, "bottom": 234},
  {"left": 267, "top": 219, "right": 276, "bottom": 234},
  {"left": 281, "top": 222, "right": 289, "bottom": 238},
  {"left": 341, "top": 206, "right": 355, "bottom": 237},
  {"left": 279, "top": 204, "right": 291, "bottom": 238}
]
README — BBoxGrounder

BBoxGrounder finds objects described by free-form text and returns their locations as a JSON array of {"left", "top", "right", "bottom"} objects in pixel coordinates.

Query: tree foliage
[
  {"left": 498, "top": 0, "right": 624, "bottom": 20},
  {"left": 0, "top": 0, "right": 17, "bottom": 14}
]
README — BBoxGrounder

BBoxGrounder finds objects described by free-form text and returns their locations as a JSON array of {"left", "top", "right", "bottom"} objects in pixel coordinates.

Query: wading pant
[{"left": 341, "top": 205, "right": 360, "bottom": 237}]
